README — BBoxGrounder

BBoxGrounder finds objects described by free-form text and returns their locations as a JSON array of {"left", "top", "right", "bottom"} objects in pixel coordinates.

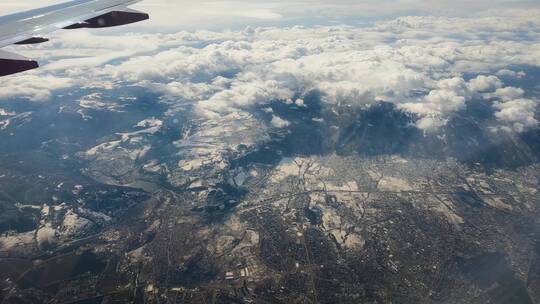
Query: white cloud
[
  {"left": 496, "top": 69, "right": 526, "bottom": 78},
  {"left": 416, "top": 116, "right": 448, "bottom": 133},
  {"left": 494, "top": 98, "right": 538, "bottom": 133},
  {"left": 197, "top": 79, "right": 295, "bottom": 117},
  {"left": 0, "top": 74, "right": 73, "bottom": 101},
  {"left": 400, "top": 76, "right": 504, "bottom": 131},
  {"left": 467, "top": 75, "right": 502, "bottom": 93},
  {"left": 491, "top": 87, "right": 525, "bottom": 101},
  {"left": 0, "top": 11, "right": 538, "bottom": 134},
  {"left": 271, "top": 115, "right": 291, "bottom": 128}
]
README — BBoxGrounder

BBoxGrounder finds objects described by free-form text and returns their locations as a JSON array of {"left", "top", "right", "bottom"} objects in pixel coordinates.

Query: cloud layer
[{"left": 0, "top": 10, "right": 539, "bottom": 134}]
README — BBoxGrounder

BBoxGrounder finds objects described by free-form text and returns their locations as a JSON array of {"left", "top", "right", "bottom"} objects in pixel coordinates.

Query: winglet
[
  {"left": 63, "top": 9, "right": 149, "bottom": 29},
  {"left": 0, "top": 50, "right": 39, "bottom": 77}
]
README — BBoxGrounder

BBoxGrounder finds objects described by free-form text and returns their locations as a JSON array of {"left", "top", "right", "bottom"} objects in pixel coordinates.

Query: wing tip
[
  {"left": 63, "top": 10, "right": 149, "bottom": 29},
  {"left": 0, "top": 58, "right": 39, "bottom": 77}
]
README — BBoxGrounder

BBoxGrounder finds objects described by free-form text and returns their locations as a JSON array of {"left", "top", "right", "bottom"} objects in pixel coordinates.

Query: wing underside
[
  {"left": 0, "top": 0, "right": 148, "bottom": 76},
  {"left": 0, "top": 50, "right": 38, "bottom": 77}
]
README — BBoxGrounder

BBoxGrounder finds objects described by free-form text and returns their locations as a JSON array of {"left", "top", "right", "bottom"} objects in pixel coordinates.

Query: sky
[{"left": 1, "top": 0, "right": 540, "bottom": 30}]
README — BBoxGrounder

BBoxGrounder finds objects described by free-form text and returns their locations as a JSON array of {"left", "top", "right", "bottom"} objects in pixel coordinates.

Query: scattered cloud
[
  {"left": 0, "top": 74, "right": 73, "bottom": 101},
  {"left": 0, "top": 10, "right": 539, "bottom": 134},
  {"left": 494, "top": 98, "right": 538, "bottom": 133},
  {"left": 496, "top": 69, "right": 526, "bottom": 78},
  {"left": 400, "top": 75, "right": 506, "bottom": 131},
  {"left": 271, "top": 115, "right": 291, "bottom": 128},
  {"left": 467, "top": 75, "right": 502, "bottom": 93},
  {"left": 491, "top": 87, "right": 525, "bottom": 101}
]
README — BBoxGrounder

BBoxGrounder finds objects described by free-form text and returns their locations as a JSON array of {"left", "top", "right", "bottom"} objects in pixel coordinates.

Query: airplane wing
[{"left": 0, "top": 0, "right": 149, "bottom": 77}]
